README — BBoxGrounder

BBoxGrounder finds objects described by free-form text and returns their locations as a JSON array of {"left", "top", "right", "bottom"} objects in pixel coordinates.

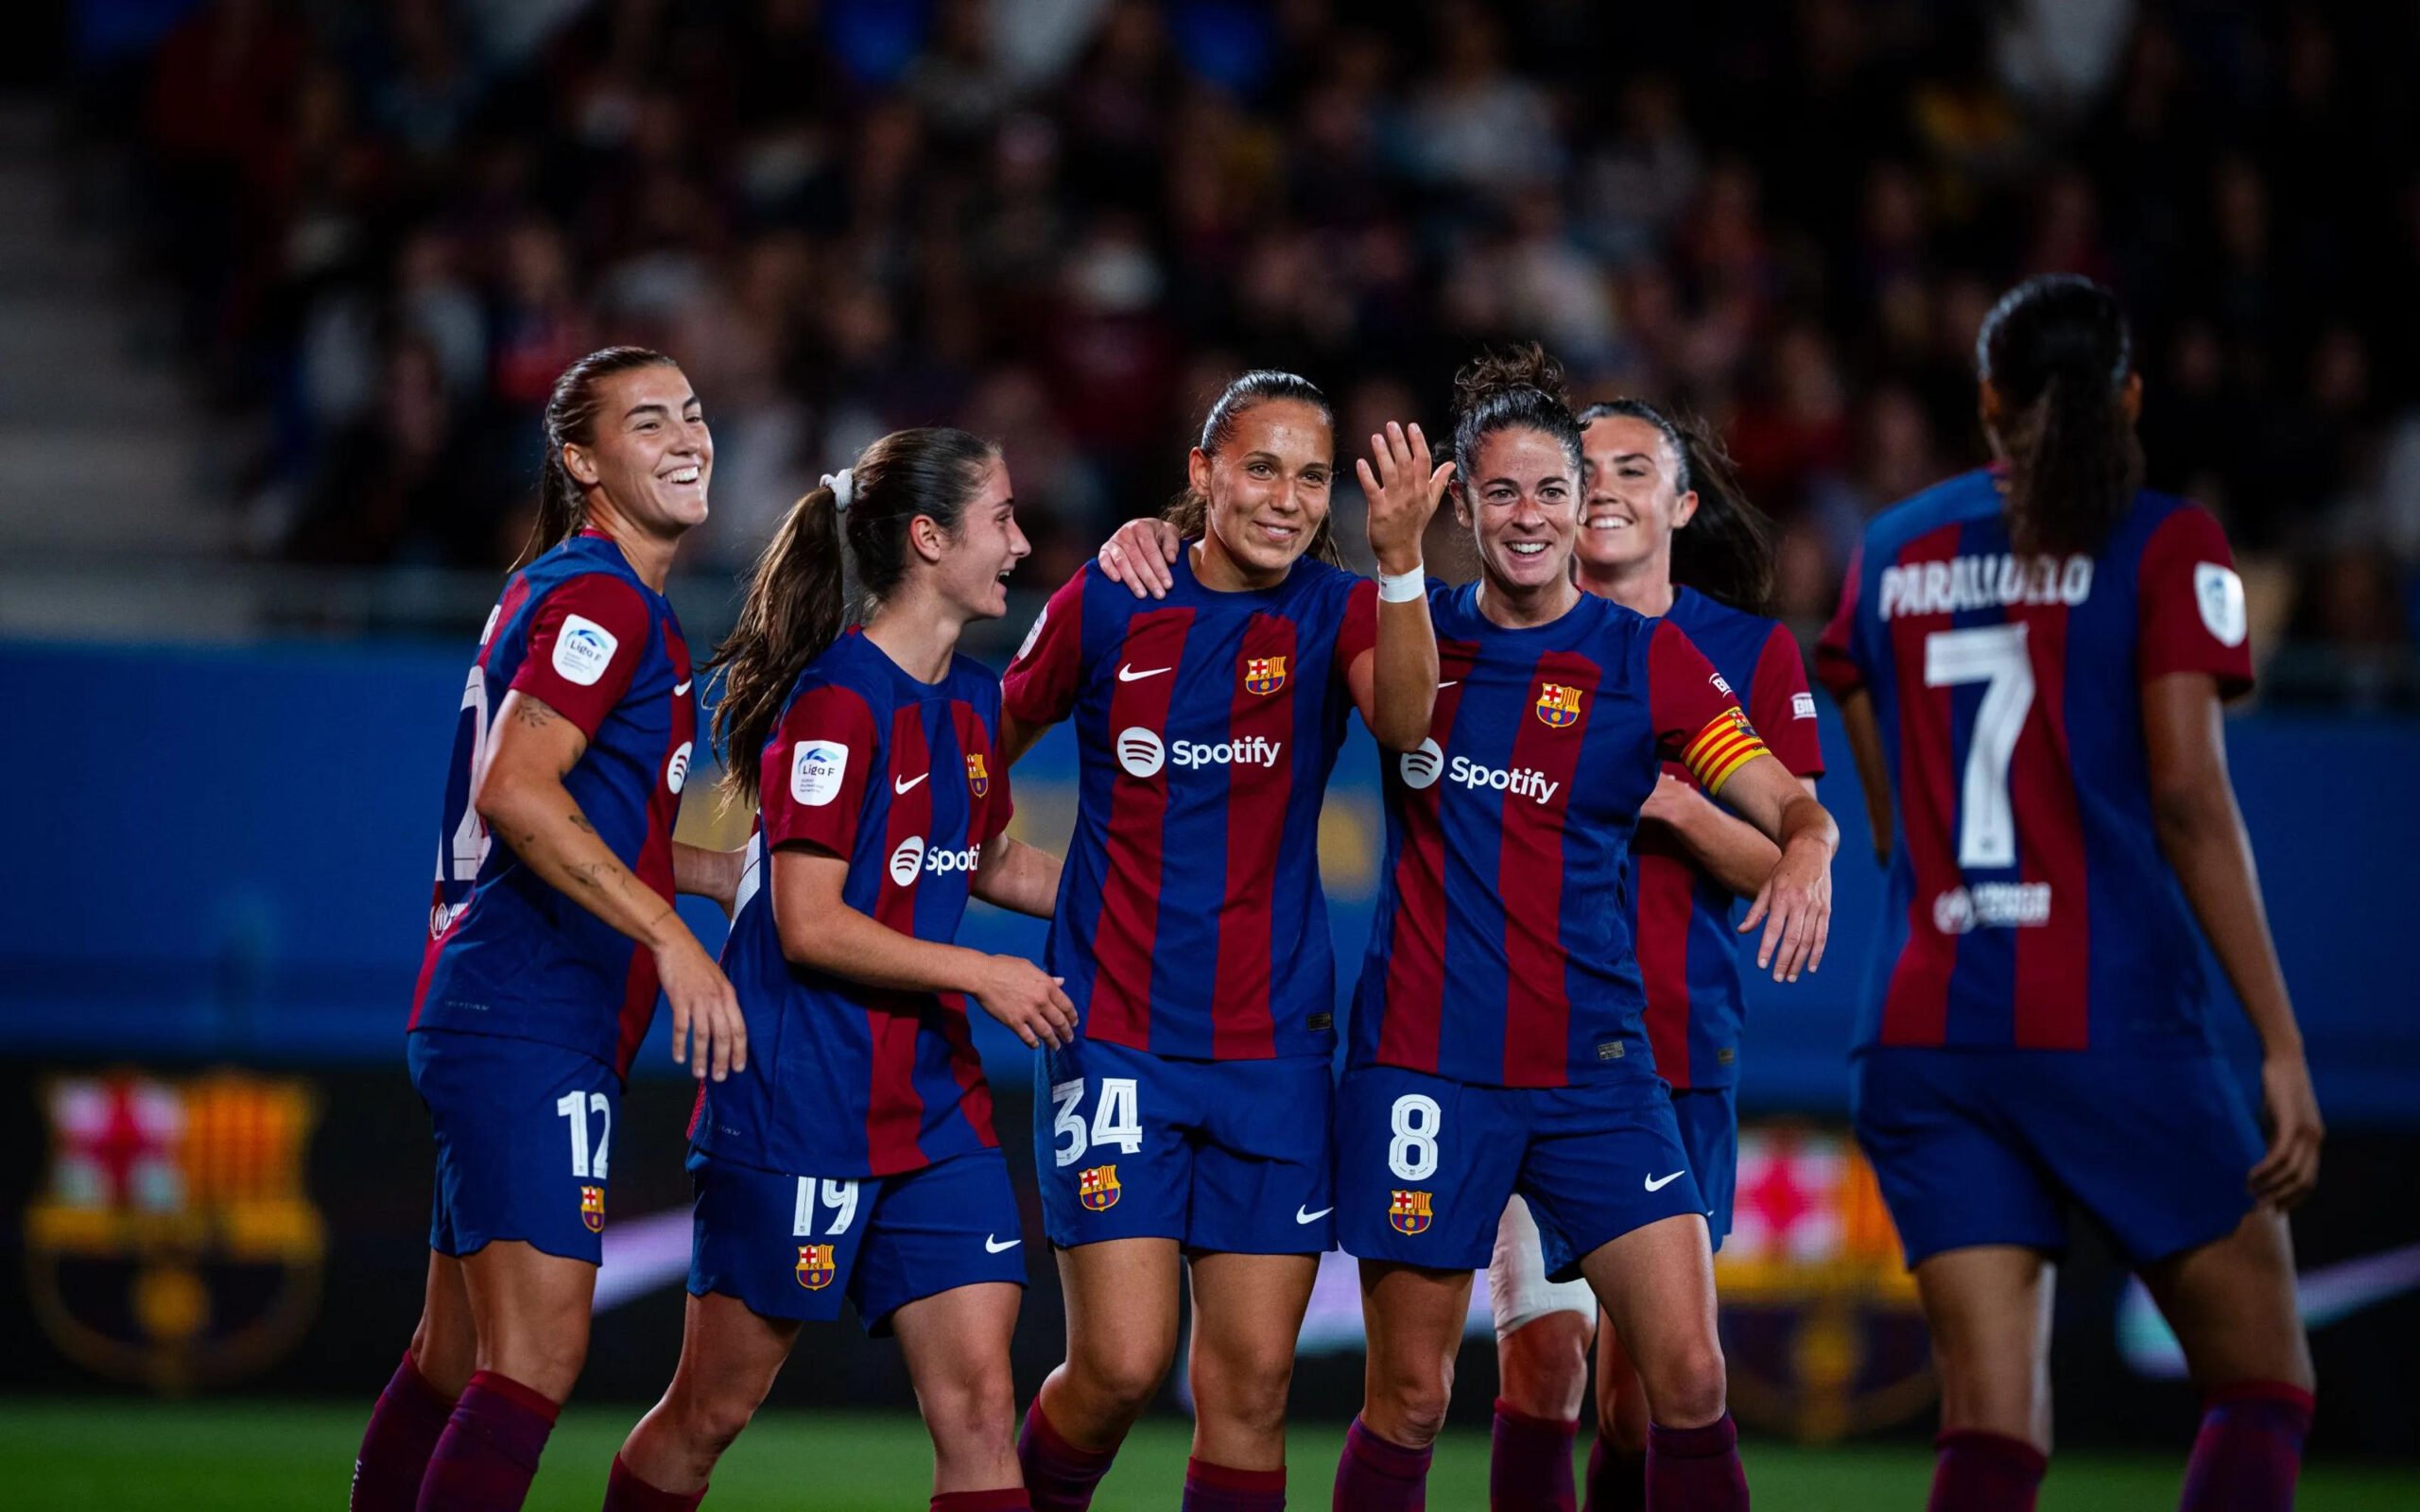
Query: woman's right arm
[
  {"left": 769, "top": 846, "right": 1075, "bottom": 1048},
  {"left": 1835, "top": 689, "right": 1895, "bottom": 867},
  {"left": 2143, "top": 671, "right": 2322, "bottom": 1209},
  {"left": 477, "top": 691, "right": 746, "bottom": 1080}
]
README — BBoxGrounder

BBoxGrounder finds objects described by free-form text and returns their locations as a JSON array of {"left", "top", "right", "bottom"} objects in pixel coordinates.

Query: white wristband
[{"left": 1377, "top": 565, "right": 1426, "bottom": 603}]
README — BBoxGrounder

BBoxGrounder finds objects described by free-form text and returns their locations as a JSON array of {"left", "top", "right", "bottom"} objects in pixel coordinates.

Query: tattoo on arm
[
  {"left": 514, "top": 699, "right": 560, "bottom": 730},
  {"left": 567, "top": 811, "right": 596, "bottom": 835}
]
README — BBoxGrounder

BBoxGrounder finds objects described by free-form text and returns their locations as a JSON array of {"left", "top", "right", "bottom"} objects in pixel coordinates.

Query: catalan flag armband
[{"left": 1680, "top": 708, "right": 1769, "bottom": 797}]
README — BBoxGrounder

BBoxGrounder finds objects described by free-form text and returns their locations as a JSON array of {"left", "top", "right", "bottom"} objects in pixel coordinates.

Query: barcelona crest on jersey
[
  {"left": 966, "top": 752, "right": 990, "bottom": 799},
  {"left": 1389, "top": 1189, "right": 1434, "bottom": 1234},
  {"left": 795, "top": 1243, "right": 837, "bottom": 1290},
  {"left": 1079, "top": 1164, "right": 1122, "bottom": 1211},
  {"left": 579, "top": 1184, "right": 605, "bottom": 1233},
  {"left": 1535, "top": 681, "right": 1583, "bottom": 728},
  {"left": 1243, "top": 655, "right": 1288, "bottom": 696}
]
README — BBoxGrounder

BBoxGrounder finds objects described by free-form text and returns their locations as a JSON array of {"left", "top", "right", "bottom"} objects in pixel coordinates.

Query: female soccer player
[
  {"left": 604, "top": 429, "right": 1074, "bottom": 1512},
  {"left": 352, "top": 347, "right": 749, "bottom": 1512},
  {"left": 1818, "top": 274, "right": 2321, "bottom": 1512},
  {"left": 1483, "top": 403, "right": 1824, "bottom": 1512},
  {"left": 1000, "top": 369, "right": 1444, "bottom": 1512},
  {"left": 1333, "top": 348, "right": 1835, "bottom": 1512}
]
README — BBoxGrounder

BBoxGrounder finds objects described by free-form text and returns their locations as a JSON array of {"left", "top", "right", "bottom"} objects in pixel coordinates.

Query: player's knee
[
  {"left": 1595, "top": 1370, "right": 1651, "bottom": 1456},
  {"left": 679, "top": 1386, "right": 763, "bottom": 1461},
  {"left": 920, "top": 1361, "right": 1019, "bottom": 1461},
  {"left": 1192, "top": 1342, "right": 1295, "bottom": 1441},
  {"left": 1498, "top": 1313, "right": 1591, "bottom": 1419},
  {"left": 1072, "top": 1335, "right": 1173, "bottom": 1422},
  {"left": 1370, "top": 1361, "right": 1455, "bottom": 1449},
  {"left": 1641, "top": 1337, "right": 1726, "bottom": 1430},
  {"left": 481, "top": 1331, "right": 586, "bottom": 1403}
]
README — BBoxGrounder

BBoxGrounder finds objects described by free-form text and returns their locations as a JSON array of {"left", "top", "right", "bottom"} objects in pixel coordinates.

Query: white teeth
[
  {"left": 667, "top": 467, "right": 700, "bottom": 485},
  {"left": 1586, "top": 517, "right": 1630, "bottom": 530},
  {"left": 1508, "top": 541, "right": 1547, "bottom": 555}
]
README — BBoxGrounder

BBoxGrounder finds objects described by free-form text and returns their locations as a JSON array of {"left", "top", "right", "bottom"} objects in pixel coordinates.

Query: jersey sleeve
[
  {"left": 1814, "top": 543, "right": 1866, "bottom": 698},
  {"left": 759, "top": 681, "right": 884, "bottom": 856},
  {"left": 509, "top": 573, "right": 652, "bottom": 737},
  {"left": 1649, "top": 618, "right": 1771, "bottom": 798},
  {"left": 1748, "top": 621, "right": 1826, "bottom": 779},
  {"left": 1333, "top": 576, "right": 1379, "bottom": 676},
  {"left": 1002, "top": 566, "right": 1088, "bottom": 727},
  {"left": 2136, "top": 504, "right": 2255, "bottom": 698}
]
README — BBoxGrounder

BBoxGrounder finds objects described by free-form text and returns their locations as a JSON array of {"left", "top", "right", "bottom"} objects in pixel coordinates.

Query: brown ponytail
[
  {"left": 1977, "top": 275, "right": 2144, "bottom": 557},
  {"left": 707, "top": 427, "right": 1001, "bottom": 804}
]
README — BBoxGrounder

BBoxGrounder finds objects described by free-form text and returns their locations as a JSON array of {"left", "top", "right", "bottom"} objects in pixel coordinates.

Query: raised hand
[{"left": 1357, "top": 421, "right": 1455, "bottom": 576}]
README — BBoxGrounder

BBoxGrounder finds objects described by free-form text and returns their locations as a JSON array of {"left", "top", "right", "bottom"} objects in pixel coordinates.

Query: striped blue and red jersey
[
  {"left": 1816, "top": 470, "right": 2256, "bottom": 1055},
  {"left": 410, "top": 530, "right": 697, "bottom": 1078},
  {"left": 1352, "top": 584, "right": 1772, "bottom": 1089},
  {"left": 693, "top": 628, "right": 1011, "bottom": 1179},
  {"left": 1631, "top": 589, "right": 1827, "bottom": 1090},
  {"left": 1002, "top": 549, "right": 1377, "bottom": 1060}
]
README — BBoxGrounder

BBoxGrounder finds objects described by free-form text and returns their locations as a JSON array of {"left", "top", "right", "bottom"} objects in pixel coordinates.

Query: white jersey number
[
  {"left": 792, "top": 1177, "right": 860, "bottom": 1237},
  {"left": 1049, "top": 1076, "right": 1144, "bottom": 1168},
  {"left": 1924, "top": 623, "right": 2033, "bottom": 869},
  {"left": 1387, "top": 1094, "right": 1442, "bottom": 1181},
  {"left": 555, "top": 1091, "right": 612, "bottom": 1179}
]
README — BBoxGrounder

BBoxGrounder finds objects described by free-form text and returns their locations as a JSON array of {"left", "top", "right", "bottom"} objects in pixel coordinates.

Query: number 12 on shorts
[
  {"left": 1050, "top": 1076, "right": 1144, "bottom": 1167},
  {"left": 555, "top": 1091, "right": 611, "bottom": 1178}
]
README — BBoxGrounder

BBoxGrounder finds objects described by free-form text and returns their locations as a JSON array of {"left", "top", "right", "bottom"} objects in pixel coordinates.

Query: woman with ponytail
[
  {"left": 1818, "top": 274, "right": 2321, "bottom": 1512},
  {"left": 1329, "top": 346, "right": 1835, "bottom": 1511},
  {"left": 354, "top": 349, "right": 748, "bottom": 1512},
  {"left": 1481, "top": 400, "right": 1828, "bottom": 1512},
  {"left": 604, "top": 430, "right": 1071, "bottom": 1512},
  {"left": 1001, "top": 369, "right": 1446, "bottom": 1512}
]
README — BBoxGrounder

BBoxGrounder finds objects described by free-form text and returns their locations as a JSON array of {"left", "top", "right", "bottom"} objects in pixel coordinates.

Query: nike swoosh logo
[
  {"left": 1644, "top": 1171, "right": 1685, "bottom": 1192},
  {"left": 1117, "top": 664, "right": 1171, "bottom": 682},
  {"left": 984, "top": 1234, "right": 1022, "bottom": 1253},
  {"left": 673, "top": 679, "right": 692, "bottom": 696},
  {"left": 1296, "top": 1206, "right": 1334, "bottom": 1225},
  {"left": 1438, "top": 680, "right": 1459, "bottom": 688},
  {"left": 894, "top": 773, "right": 928, "bottom": 794}
]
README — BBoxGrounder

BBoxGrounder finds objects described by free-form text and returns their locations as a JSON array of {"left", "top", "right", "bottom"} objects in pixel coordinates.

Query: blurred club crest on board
[
  {"left": 1715, "top": 1123, "right": 1933, "bottom": 1441},
  {"left": 25, "top": 1071, "right": 325, "bottom": 1393}
]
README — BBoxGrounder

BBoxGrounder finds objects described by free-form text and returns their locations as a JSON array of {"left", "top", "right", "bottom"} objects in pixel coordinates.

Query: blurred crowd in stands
[{"left": 70, "top": 0, "right": 2420, "bottom": 700}]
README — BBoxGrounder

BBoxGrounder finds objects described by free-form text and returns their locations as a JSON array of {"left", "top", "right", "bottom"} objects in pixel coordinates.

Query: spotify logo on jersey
[
  {"left": 1116, "top": 727, "right": 1167, "bottom": 779},
  {"left": 1399, "top": 738, "right": 1444, "bottom": 790},
  {"left": 888, "top": 836, "right": 927, "bottom": 885},
  {"left": 666, "top": 740, "right": 693, "bottom": 795}
]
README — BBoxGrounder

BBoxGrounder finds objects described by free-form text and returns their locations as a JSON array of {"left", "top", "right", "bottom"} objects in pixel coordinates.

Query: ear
[
  {"left": 562, "top": 441, "right": 601, "bottom": 488},
  {"left": 2120, "top": 370, "right": 2143, "bottom": 424},
  {"left": 908, "top": 513, "right": 950, "bottom": 566},
  {"left": 1669, "top": 488, "right": 1700, "bottom": 532},
  {"left": 1186, "top": 447, "right": 1212, "bottom": 500},
  {"left": 1451, "top": 480, "right": 1474, "bottom": 531}
]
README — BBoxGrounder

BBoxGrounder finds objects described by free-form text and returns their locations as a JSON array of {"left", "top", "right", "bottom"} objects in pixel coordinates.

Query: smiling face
[
  {"left": 1576, "top": 412, "right": 1696, "bottom": 578},
  {"left": 562, "top": 363, "right": 713, "bottom": 540},
  {"left": 921, "top": 454, "right": 1028, "bottom": 622},
  {"left": 1190, "top": 398, "right": 1334, "bottom": 583},
  {"left": 1456, "top": 425, "right": 1581, "bottom": 598}
]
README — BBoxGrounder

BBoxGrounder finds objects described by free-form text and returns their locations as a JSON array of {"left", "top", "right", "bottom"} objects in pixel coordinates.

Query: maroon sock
[
  {"left": 1018, "top": 1400, "right": 1117, "bottom": 1512},
  {"left": 1927, "top": 1429, "right": 2046, "bottom": 1512},
  {"left": 1183, "top": 1456, "right": 1286, "bottom": 1511},
  {"left": 1490, "top": 1399, "right": 1578, "bottom": 1512},
  {"left": 2179, "top": 1381, "right": 2313, "bottom": 1512},
  {"left": 1644, "top": 1415, "right": 1748, "bottom": 1512},
  {"left": 354, "top": 1350, "right": 457, "bottom": 1512},
  {"left": 415, "top": 1369, "right": 560, "bottom": 1512},
  {"left": 932, "top": 1491, "right": 1033, "bottom": 1512},
  {"left": 603, "top": 1453, "right": 705, "bottom": 1512},
  {"left": 1582, "top": 1435, "right": 1645, "bottom": 1512},
  {"left": 1332, "top": 1416, "right": 1430, "bottom": 1512}
]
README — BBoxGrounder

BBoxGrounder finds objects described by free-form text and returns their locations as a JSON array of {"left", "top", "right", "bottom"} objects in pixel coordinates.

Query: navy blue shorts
[
  {"left": 686, "top": 1146, "right": 1026, "bottom": 1334},
  {"left": 1673, "top": 1086, "right": 1739, "bottom": 1253},
  {"left": 1336, "top": 1064, "right": 1705, "bottom": 1280},
  {"left": 408, "top": 1028, "right": 618, "bottom": 1264},
  {"left": 1036, "top": 1038, "right": 1334, "bottom": 1254},
  {"left": 1851, "top": 1047, "right": 2263, "bottom": 1269}
]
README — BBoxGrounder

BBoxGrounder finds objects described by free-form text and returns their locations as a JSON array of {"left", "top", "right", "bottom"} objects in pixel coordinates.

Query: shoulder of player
[
  {"left": 777, "top": 647, "right": 886, "bottom": 739},
  {"left": 2114, "top": 487, "right": 2220, "bottom": 558},
  {"left": 1863, "top": 468, "right": 2001, "bottom": 553}
]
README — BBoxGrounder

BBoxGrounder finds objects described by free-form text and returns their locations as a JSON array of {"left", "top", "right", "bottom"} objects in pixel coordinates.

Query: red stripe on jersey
[
  {"left": 868, "top": 705, "right": 935, "bottom": 1173},
  {"left": 1634, "top": 839, "right": 1699, "bottom": 1088},
  {"left": 613, "top": 625, "right": 694, "bottom": 1075},
  {"left": 941, "top": 696, "right": 1001, "bottom": 1144},
  {"left": 478, "top": 576, "right": 533, "bottom": 670},
  {"left": 1499, "top": 650, "right": 1602, "bottom": 1086},
  {"left": 1211, "top": 613, "right": 1298, "bottom": 1058},
  {"left": 408, "top": 902, "right": 472, "bottom": 1030},
  {"left": 931, "top": 992, "right": 1000, "bottom": 1148},
  {"left": 1879, "top": 524, "right": 1966, "bottom": 1046},
  {"left": 1378, "top": 640, "right": 1478, "bottom": 1071},
  {"left": 2005, "top": 600, "right": 2090, "bottom": 1048},
  {"left": 1088, "top": 610, "right": 1194, "bottom": 1049}
]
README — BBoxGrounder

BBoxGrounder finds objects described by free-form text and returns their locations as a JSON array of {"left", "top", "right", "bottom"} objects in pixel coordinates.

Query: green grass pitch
[{"left": 1, "top": 1400, "right": 2413, "bottom": 1509}]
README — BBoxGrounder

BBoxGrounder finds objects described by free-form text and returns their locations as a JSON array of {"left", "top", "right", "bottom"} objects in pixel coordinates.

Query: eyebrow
[
  {"left": 1610, "top": 452, "right": 1655, "bottom": 466},
  {"left": 623, "top": 397, "right": 701, "bottom": 421}
]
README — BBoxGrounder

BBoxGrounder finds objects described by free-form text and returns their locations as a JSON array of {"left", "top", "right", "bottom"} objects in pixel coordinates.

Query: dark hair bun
[{"left": 1453, "top": 342, "right": 1571, "bottom": 417}]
